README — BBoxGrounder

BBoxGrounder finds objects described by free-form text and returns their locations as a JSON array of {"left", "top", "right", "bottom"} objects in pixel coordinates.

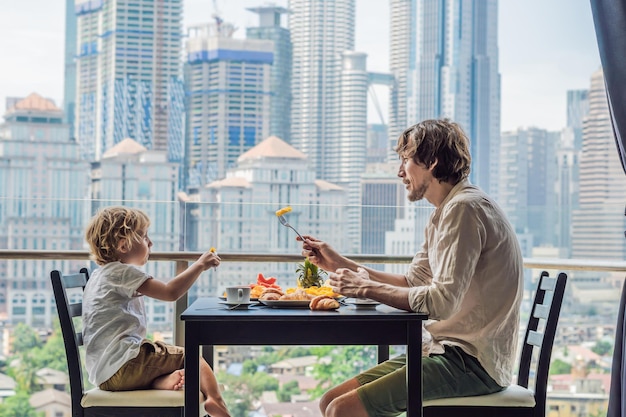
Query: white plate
[{"left": 258, "top": 299, "right": 311, "bottom": 308}]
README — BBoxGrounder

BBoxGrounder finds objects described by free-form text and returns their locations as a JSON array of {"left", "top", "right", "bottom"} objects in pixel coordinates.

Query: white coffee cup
[{"left": 225, "top": 286, "right": 251, "bottom": 304}]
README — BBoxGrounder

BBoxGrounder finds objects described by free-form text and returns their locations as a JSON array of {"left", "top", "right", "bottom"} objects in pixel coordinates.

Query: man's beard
[{"left": 407, "top": 181, "right": 428, "bottom": 202}]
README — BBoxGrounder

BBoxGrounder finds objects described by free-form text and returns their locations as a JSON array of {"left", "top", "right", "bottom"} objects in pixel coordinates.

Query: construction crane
[{"left": 212, "top": 0, "right": 223, "bottom": 28}]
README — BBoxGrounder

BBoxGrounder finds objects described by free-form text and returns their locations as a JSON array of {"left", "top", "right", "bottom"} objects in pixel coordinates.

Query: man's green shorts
[{"left": 356, "top": 345, "right": 503, "bottom": 417}]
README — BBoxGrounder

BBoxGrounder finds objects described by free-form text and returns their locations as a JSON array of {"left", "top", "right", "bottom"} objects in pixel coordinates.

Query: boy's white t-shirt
[{"left": 82, "top": 262, "right": 152, "bottom": 385}]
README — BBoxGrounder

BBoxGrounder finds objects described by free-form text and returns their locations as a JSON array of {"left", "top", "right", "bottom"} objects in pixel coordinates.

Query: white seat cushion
[
  {"left": 423, "top": 384, "right": 536, "bottom": 408},
  {"left": 81, "top": 388, "right": 186, "bottom": 407}
]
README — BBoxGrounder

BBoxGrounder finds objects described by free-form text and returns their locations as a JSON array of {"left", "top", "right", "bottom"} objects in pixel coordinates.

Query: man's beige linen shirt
[{"left": 406, "top": 180, "right": 524, "bottom": 387}]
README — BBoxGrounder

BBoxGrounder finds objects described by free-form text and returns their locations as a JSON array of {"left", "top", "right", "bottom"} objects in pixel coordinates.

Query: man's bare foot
[
  {"left": 204, "top": 396, "right": 230, "bottom": 417},
  {"left": 152, "top": 369, "right": 185, "bottom": 390}
]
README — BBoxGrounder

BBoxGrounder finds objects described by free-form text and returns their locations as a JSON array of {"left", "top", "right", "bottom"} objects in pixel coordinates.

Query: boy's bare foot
[
  {"left": 204, "top": 397, "right": 230, "bottom": 417},
  {"left": 152, "top": 369, "right": 185, "bottom": 390}
]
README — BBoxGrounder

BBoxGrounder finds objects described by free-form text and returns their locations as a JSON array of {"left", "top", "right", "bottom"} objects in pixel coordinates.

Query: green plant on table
[{"left": 296, "top": 258, "right": 327, "bottom": 288}]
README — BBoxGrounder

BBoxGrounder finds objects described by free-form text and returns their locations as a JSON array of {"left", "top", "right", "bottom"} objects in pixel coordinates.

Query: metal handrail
[
  {"left": 2, "top": 249, "right": 626, "bottom": 271},
  {"left": 13, "top": 249, "right": 626, "bottom": 345}
]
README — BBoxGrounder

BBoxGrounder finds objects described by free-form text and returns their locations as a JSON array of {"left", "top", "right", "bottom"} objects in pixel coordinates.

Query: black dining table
[{"left": 181, "top": 297, "right": 427, "bottom": 417}]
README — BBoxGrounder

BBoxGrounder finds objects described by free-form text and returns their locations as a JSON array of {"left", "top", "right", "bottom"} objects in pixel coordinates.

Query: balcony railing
[{"left": 3, "top": 249, "right": 625, "bottom": 346}]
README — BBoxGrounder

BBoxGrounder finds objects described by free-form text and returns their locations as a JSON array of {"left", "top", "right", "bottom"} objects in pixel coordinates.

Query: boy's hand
[{"left": 198, "top": 249, "right": 221, "bottom": 271}]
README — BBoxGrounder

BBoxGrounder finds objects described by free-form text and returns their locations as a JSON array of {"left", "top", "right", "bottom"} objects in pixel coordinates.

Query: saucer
[
  {"left": 347, "top": 298, "right": 380, "bottom": 309},
  {"left": 219, "top": 301, "right": 254, "bottom": 309},
  {"left": 219, "top": 296, "right": 258, "bottom": 302}
]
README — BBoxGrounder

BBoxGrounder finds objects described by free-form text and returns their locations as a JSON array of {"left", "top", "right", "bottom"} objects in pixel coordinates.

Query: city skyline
[{"left": 0, "top": 0, "right": 600, "bottom": 133}]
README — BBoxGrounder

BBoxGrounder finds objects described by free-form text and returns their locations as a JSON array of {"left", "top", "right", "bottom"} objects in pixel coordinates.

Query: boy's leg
[
  {"left": 100, "top": 340, "right": 185, "bottom": 391},
  {"left": 199, "top": 357, "right": 230, "bottom": 417},
  {"left": 152, "top": 368, "right": 185, "bottom": 390}
]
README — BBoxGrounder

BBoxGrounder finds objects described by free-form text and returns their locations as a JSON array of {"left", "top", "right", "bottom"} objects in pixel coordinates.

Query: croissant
[
  {"left": 260, "top": 292, "right": 281, "bottom": 301},
  {"left": 260, "top": 287, "right": 284, "bottom": 300},
  {"left": 309, "top": 295, "right": 340, "bottom": 311}
]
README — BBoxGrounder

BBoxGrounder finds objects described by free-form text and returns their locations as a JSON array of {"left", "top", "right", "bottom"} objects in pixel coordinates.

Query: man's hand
[
  {"left": 298, "top": 235, "right": 347, "bottom": 272},
  {"left": 328, "top": 267, "right": 371, "bottom": 298}
]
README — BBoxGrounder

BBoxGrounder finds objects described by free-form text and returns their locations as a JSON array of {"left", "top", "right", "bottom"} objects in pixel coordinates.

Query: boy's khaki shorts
[
  {"left": 99, "top": 339, "right": 185, "bottom": 391},
  {"left": 355, "top": 345, "right": 503, "bottom": 417}
]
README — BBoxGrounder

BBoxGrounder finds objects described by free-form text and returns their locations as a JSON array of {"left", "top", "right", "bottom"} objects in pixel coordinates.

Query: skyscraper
[
  {"left": 63, "top": 0, "right": 77, "bottom": 140},
  {"left": 554, "top": 89, "right": 589, "bottom": 254},
  {"left": 74, "top": 0, "right": 184, "bottom": 162},
  {"left": 288, "top": 1, "right": 369, "bottom": 252},
  {"left": 360, "top": 163, "right": 405, "bottom": 256},
  {"left": 389, "top": 0, "right": 500, "bottom": 194},
  {"left": 288, "top": 0, "right": 356, "bottom": 180},
  {"left": 246, "top": 5, "right": 292, "bottom": 144},
  {"left": 567, "top": 89, "right": 590, "bottom": 150},
  {"left": 572, "top": 68, "right": 626, "bottom": 260},
  {"left": 183, "top": 21, "right": 273, "bottom": 188},
  {"left": 499, "top": 127, "right": 559, "bottom": 247}
]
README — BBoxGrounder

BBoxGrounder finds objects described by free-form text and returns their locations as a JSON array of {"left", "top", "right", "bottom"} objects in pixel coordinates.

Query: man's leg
[
  {"left": 319, "top": 378, "right": 369, "bottom": 417},
  {"left": 320, "top": 378, "right": 369, "bottom": 417},
  {"left": 321, "top": 355, "right": 407, "bottom": 417}
]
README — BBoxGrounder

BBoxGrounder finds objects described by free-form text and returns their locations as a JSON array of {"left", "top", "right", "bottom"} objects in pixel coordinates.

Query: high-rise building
[
  {"left": 554, "top": 127, "right": 579, "bottom": 256},
  {"left": 572, "top": 68, "right": 626, "bottom": 260},
  {"left": 335, "top": 51, "right": 369, "bottom": 252},
  {"left": 289, "top": 0, "right": 356, "bottom": 180},
  {"left": 246, "top": 5, "right": 292, "bottom": 144},
  {"left": 183, "top": 22, "right": 273, "bottom": 188},
  {"left": 499, "top": 127, "right": 559, "bottom": 247},
  {"left": 0, "top": 94, "right": 90, "bottom": 326},
  {"left": 194, "top": 136, "right": 346, "bottom": 298},
  {"left": 63, "top": 0, "right": 77, "bottom": 139},
  {"left": 366, "top": 124, "right": 389, "bottom": 165},
  {"left": 74, "top": 0, "right": 184, "bottom": 162},
  {"left": 360, "top": 163, "right": 405, "bottom": 256},
  {"left": 89, "top": 138, "right": 181, "bottom": 328},
  {"left": 389, "top": 0, "right": 500, "bottom": 195},
  {"left": 554, "top": 89, "right": 589, "bottom": 255},
  {"left": 567, "top": 89, "right": 590, "bottom": 150}
]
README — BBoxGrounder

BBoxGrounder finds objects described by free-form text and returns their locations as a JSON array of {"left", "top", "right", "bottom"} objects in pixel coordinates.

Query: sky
[{"left": 0, "top": 0, "right": 600, "bottom": 132}]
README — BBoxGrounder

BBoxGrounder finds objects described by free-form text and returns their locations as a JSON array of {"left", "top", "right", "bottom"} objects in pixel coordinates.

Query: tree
[
  {"left": 277, "top": 380, "right": 300, "bottom": 402},
  {"left": 591, "top": 340, "right": 613, "bottom": 356},
  {"left": 33, "top": 321, "right": 68, "bottom": 373},
  {"left": 310, "top": 346, "right": 378, "bottom": 398},
  {"left": 0, "top": 392, "right": 41, "bottom": 417},
  {"left": 11, "top": 323, "right": 42, "bottom": 353},
  {"left": 218, "top": 371, "right": 280, "bottom": 417},
  {"left": 549, "top": 359, "right": 572, "bottom": 375},
  {"left": 242, "top": 359, "right": 258, "bottom": 375}
]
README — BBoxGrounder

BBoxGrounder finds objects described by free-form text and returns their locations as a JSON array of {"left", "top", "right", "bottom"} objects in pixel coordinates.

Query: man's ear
[{"left": 429, "top": 159, "right": 438, "bottom": 171}]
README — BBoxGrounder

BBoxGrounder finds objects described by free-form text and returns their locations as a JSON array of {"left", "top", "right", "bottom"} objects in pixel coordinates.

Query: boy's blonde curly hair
[{"left": 85, "top": 206, "right": 151, "bottom": 265}]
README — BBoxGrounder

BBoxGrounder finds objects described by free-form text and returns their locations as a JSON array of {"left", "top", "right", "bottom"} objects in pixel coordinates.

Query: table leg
[
  {"left": 406, "top": 321, "right": 423, "bottom": 417},
  {"left": 377, "top": 344, "right": 389, "bottom": 363},
  {"left": 185, "top": 326, "right": 200, "bottom": 417}
]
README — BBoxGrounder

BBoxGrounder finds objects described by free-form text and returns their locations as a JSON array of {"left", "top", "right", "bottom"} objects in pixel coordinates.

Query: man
[{"left": 300, "top": 119, "right": 524, "bottom": 417}]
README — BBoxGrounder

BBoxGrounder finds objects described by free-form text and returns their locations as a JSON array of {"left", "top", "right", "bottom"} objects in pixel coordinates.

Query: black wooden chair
[
  {"left": 423, "top": 270, "right": 568, "bottom": 417},
  {"left": 51, "top": 268, "right": 187, "bottom": 417}
]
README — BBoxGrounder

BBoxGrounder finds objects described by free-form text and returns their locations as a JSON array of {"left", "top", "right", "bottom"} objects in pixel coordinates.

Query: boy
[{"left": 83, "top": 206, "right": 230, "bottom": 417}]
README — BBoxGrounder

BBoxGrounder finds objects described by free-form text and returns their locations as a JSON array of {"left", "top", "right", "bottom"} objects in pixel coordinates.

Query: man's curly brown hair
[
  {"left": 395, "top": 118, "right": 471, "bottom": 185},
  {"left": 85, "top": 206, "right": 151, "bottom": 265}
]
